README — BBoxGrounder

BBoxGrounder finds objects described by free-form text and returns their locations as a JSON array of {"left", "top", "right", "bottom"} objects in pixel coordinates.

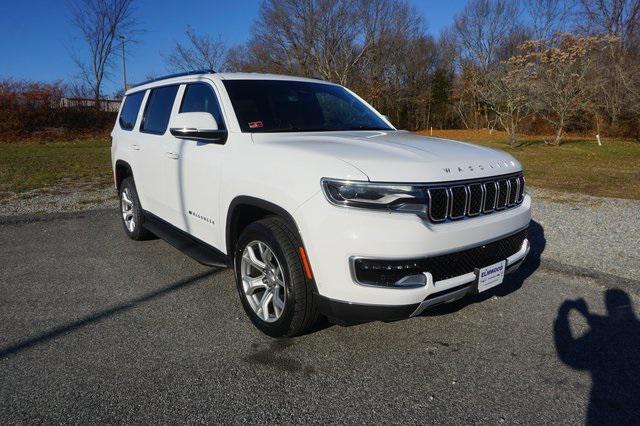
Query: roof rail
[{"left": 129, "top": 69, "right": 216, "bottom": 90}]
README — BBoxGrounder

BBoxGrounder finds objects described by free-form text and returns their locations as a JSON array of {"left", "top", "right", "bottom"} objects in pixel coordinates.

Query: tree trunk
[
  {"left": 508, "top": 124, "right": 517, "bottom": 147},
  {"left": 554, "top": 125, "right": 563, "bottom": 146},
  {"left": 94, "top": 84, "right": 101, "bottom": 112}
]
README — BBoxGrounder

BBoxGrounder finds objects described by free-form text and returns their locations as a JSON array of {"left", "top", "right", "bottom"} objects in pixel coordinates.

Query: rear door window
[
  {"left": 180, "top": 83, "right": 225, "bottom": 129},
  {"left": 118, "top": 91, "right": 145, "bottom": 131},
  {"left": 141, "top": 85, "right": 179, "bottom": 135}
]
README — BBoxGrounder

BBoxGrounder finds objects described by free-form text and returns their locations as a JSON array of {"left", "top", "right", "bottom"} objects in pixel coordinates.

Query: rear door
[
  {"left": 136, "top": 84, "right": 183, "bottom": 225},
  {"left": 112, "top": 90, "right": 145, "bottom": 183}
]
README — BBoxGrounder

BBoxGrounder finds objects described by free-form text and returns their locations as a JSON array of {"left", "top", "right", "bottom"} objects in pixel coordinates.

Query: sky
[{"left": 0, "top": 0, "right": 467, "bottom": 96}]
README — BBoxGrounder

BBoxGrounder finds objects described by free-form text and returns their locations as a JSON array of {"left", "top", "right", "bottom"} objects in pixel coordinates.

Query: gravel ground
[
  {"left": 0, "top": 185, "right": 117, "bottom": 216},
  {"left": 2, "top": 185, "right": 638, "bottom": 282},
  {"left": 529, "top": 187, "right": 640, "bottom": 282}
]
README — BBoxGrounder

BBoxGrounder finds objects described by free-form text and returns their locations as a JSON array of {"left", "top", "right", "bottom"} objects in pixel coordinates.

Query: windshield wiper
[{"left": 344, "top": 125, "right": 391, "bottom": 131}]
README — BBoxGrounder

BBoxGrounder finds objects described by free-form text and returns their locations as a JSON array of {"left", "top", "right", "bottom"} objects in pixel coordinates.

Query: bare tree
[
  {"left": 222, "top": 0, "right": 640, "bottom": 137},
  {"left": 165, "top": 27, "right": 228, "bottom": 72},
  {"left": 576, "top": 0, "right": 640, "bottom": 46},
  {"left": 575, "top": 0, "right": 640, "bottom": 132},
  {"left": 482, "top": 59, "right": 533, "bottom": 146},
  {"left": 618, "top": 56, "right": 640, "bottom": 140},
  {"left": 69, "top": 0, "right": 139, "bottom": 109},
  {"left": 453, "top": 0, "right": 521, "bottom": 70},
  {"left": 240, "top": 0, "right": 370, "bottom": 85},
  {"left": 516, "top": 34, "right": 611, "bottom": 145},
  {"left": 451, "top": 0, "right": 522, "bottom": 129},
  {"left": 525, "top": 0, "right": 572, "bottom": 40}
]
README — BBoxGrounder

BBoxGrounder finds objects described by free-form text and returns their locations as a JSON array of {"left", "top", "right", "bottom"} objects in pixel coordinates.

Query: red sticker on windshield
[{"left": 248, "top": 121, "right": 263, "bottom": 129}]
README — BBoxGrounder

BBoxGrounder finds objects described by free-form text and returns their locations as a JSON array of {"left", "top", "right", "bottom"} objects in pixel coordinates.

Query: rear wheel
[
  {"left": 119, "top": 177, "right": 152, "bottom": 240},
  {"left": 234, "top": 217, "right": 319, "bottom": 337}
]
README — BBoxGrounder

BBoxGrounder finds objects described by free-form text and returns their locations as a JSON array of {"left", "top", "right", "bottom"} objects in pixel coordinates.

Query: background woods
[
  {"left": 223, "top": 0, "right": 640, "bottom": 144},
  {"left": 1, "top": 0, "right": 639, "bottom": 143}
]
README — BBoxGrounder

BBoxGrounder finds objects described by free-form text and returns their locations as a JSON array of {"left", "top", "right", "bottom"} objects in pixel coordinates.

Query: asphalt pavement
[{"left": 1, "top": 209, "right": 639, "bottom": 424}]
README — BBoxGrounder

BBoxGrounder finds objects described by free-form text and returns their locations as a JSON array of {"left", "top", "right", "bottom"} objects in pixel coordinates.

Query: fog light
[{"left": 354, "top": 259, "right": 426, "bottom": 288}]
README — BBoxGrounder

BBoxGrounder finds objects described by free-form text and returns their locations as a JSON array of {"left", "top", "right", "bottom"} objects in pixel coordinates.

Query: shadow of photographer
[{"left": 554, "top": 289, "right": 640, "bottom": 423}]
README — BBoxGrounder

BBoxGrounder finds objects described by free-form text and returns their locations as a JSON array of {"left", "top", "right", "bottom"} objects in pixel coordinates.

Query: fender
[{"left": 225, "top": 195, "right": 319, "bottom": 295}]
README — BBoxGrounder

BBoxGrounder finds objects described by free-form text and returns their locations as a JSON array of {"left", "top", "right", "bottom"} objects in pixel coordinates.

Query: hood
[{"left": 251, "top": 130, "right": 521, "bottom": 182}]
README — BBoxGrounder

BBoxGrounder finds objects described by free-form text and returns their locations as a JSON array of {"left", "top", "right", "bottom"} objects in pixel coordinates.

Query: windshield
[{"left": 223, "top": 80, "right": 394, "bottom": 133}]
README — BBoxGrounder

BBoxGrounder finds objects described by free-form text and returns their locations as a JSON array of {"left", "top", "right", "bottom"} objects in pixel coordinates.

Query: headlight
[{"left": 321, "top": 178, "right": 428, "bottom": 216}]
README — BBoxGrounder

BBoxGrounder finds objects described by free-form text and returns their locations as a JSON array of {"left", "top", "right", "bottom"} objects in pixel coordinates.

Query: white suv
[{"left": 111, "top": 70, "right": 531, "bottom": 337}]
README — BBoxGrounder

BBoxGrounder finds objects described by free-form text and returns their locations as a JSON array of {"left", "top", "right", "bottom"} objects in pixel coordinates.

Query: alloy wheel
[
  {"left": 240, "top": 241, "right": 286, "bottom": 323},
  {"left": 121, "top": 187, "right": 135, "bottom": 232}
]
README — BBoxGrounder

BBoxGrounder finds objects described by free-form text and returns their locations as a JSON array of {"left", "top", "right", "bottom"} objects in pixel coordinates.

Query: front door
[{"left": 172, "top": 81, "right": 228, "bottom": 247}]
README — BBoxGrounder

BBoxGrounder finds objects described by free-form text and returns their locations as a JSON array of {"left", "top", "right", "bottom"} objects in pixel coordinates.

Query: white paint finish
[
  {"left": 252, "top": 130, "right": 521, "bottom": 182},
  {"left": 295, "top": 192, "right": 531, "bottom": 305},
  {"left": 112, "top": 72, "right": 532, "bottom": 308}
]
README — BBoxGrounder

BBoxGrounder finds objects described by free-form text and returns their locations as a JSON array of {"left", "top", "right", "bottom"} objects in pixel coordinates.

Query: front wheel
[{"left": 234, "top": 217, "right": 319, "bottom": 337}]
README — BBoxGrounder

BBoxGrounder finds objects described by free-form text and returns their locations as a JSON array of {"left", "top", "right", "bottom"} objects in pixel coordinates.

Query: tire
[
  {"left": 119, "top": 177, "right": 153, "bottom": 241},
  {"left": 234, "top": 216, "right": 320, "bottom": 337}
]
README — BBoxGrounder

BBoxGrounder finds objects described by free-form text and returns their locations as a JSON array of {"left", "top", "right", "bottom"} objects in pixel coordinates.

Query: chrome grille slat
[
  {"left": 483, "top": 181, "right": 497, "bottom": 213},
  {"left": 516, "top": 176, "right": 525, "bottom": 202},
  {"left": 507, "top": 177, "right": 518, "bottom": 206},
  {"left": 496, "top": 179, "right": 508, "bottom": 210},
  {"left": 467, "top": 183, "right": 483, "bottom": 216},
  {"left": 425, "top": 173, "right": 524, "bottom": 223},
  {"left": 449, "top": 186, "right": 468, "bottom": 219},
  {"left": 427, "top": 188, "right": 449, "bottom": 222}
]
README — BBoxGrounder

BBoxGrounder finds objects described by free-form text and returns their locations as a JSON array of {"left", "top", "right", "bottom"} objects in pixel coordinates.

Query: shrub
[{"left": 0, "top": 79, "right": 117, "bottom": 142}]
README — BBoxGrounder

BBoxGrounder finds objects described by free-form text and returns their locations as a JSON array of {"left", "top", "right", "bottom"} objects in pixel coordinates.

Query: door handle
[
  {"left": 131, "top": 144, "right": 140, "bottom": 151},
  {"left": 166, "top": 152, "right": 180, "bottom": 159}
]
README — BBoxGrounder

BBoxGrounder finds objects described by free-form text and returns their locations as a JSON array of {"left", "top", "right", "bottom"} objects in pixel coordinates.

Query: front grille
[
  {"left": 353, "top": 229, "right": 527, "bottom": 286},
  {"left": 427, "top": 172, "right": 525, "bottom": 222}
]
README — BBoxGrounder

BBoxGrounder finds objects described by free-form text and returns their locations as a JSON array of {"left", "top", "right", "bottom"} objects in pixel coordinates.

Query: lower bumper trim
[
  {"left": 318, "top": 237, "right": 531, "bottom": 324},
  {"left": 317, "top": 295, "right": 418, "bottom": 325}
]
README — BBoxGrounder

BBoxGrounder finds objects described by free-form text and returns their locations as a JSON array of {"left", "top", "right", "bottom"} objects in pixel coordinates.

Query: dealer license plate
[{"left": 476, "top": 260, "right": 506, "bottom": 293}]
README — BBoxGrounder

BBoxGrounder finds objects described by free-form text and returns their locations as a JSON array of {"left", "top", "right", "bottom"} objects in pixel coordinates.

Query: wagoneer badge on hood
[{"left": 442, "top": 160, "right": 517, "bottom": 176}]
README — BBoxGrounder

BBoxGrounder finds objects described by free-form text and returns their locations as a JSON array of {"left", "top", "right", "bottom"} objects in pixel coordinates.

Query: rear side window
[
  {"left": 118, "top": 92, "right": 145, "bottom": 130},
  {"left": 180, "top": 83, "right": 225, "bottom": 129},
  {"left": 141, "top": 85, "right": 179, "bottom": 135}
]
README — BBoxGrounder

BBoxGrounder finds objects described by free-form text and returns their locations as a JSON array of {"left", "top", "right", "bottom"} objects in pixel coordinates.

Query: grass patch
[
  {"left": 1, "top": 131, "right": 639, "bottom": 200},
  {"left": 418, "top": 130, "right": 640, "bottom": 200},
  {"left": 0, "top": 138, "right": 112, "bottom": 194}
]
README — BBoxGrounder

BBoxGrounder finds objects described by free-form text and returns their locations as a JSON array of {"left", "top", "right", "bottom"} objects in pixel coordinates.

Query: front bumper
[
  {"left": 316, "top": 236, "right": 529, "bottom": 324},
  {"left": 296, "top": 191, "right": 532, "bottom": 310}
]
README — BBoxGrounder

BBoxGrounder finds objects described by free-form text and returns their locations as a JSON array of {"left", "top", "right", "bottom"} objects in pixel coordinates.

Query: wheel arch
[
  {"left": 225, "top": 196, "right": 302, "bottom": 257},
  {"left": 114, "top": 160, "right": 134, "bottom": 190}
]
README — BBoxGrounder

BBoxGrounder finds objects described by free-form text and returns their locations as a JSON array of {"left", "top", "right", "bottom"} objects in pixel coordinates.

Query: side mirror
[{"left": 169, "top": 112, "right": 227, "bottom": 143}]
